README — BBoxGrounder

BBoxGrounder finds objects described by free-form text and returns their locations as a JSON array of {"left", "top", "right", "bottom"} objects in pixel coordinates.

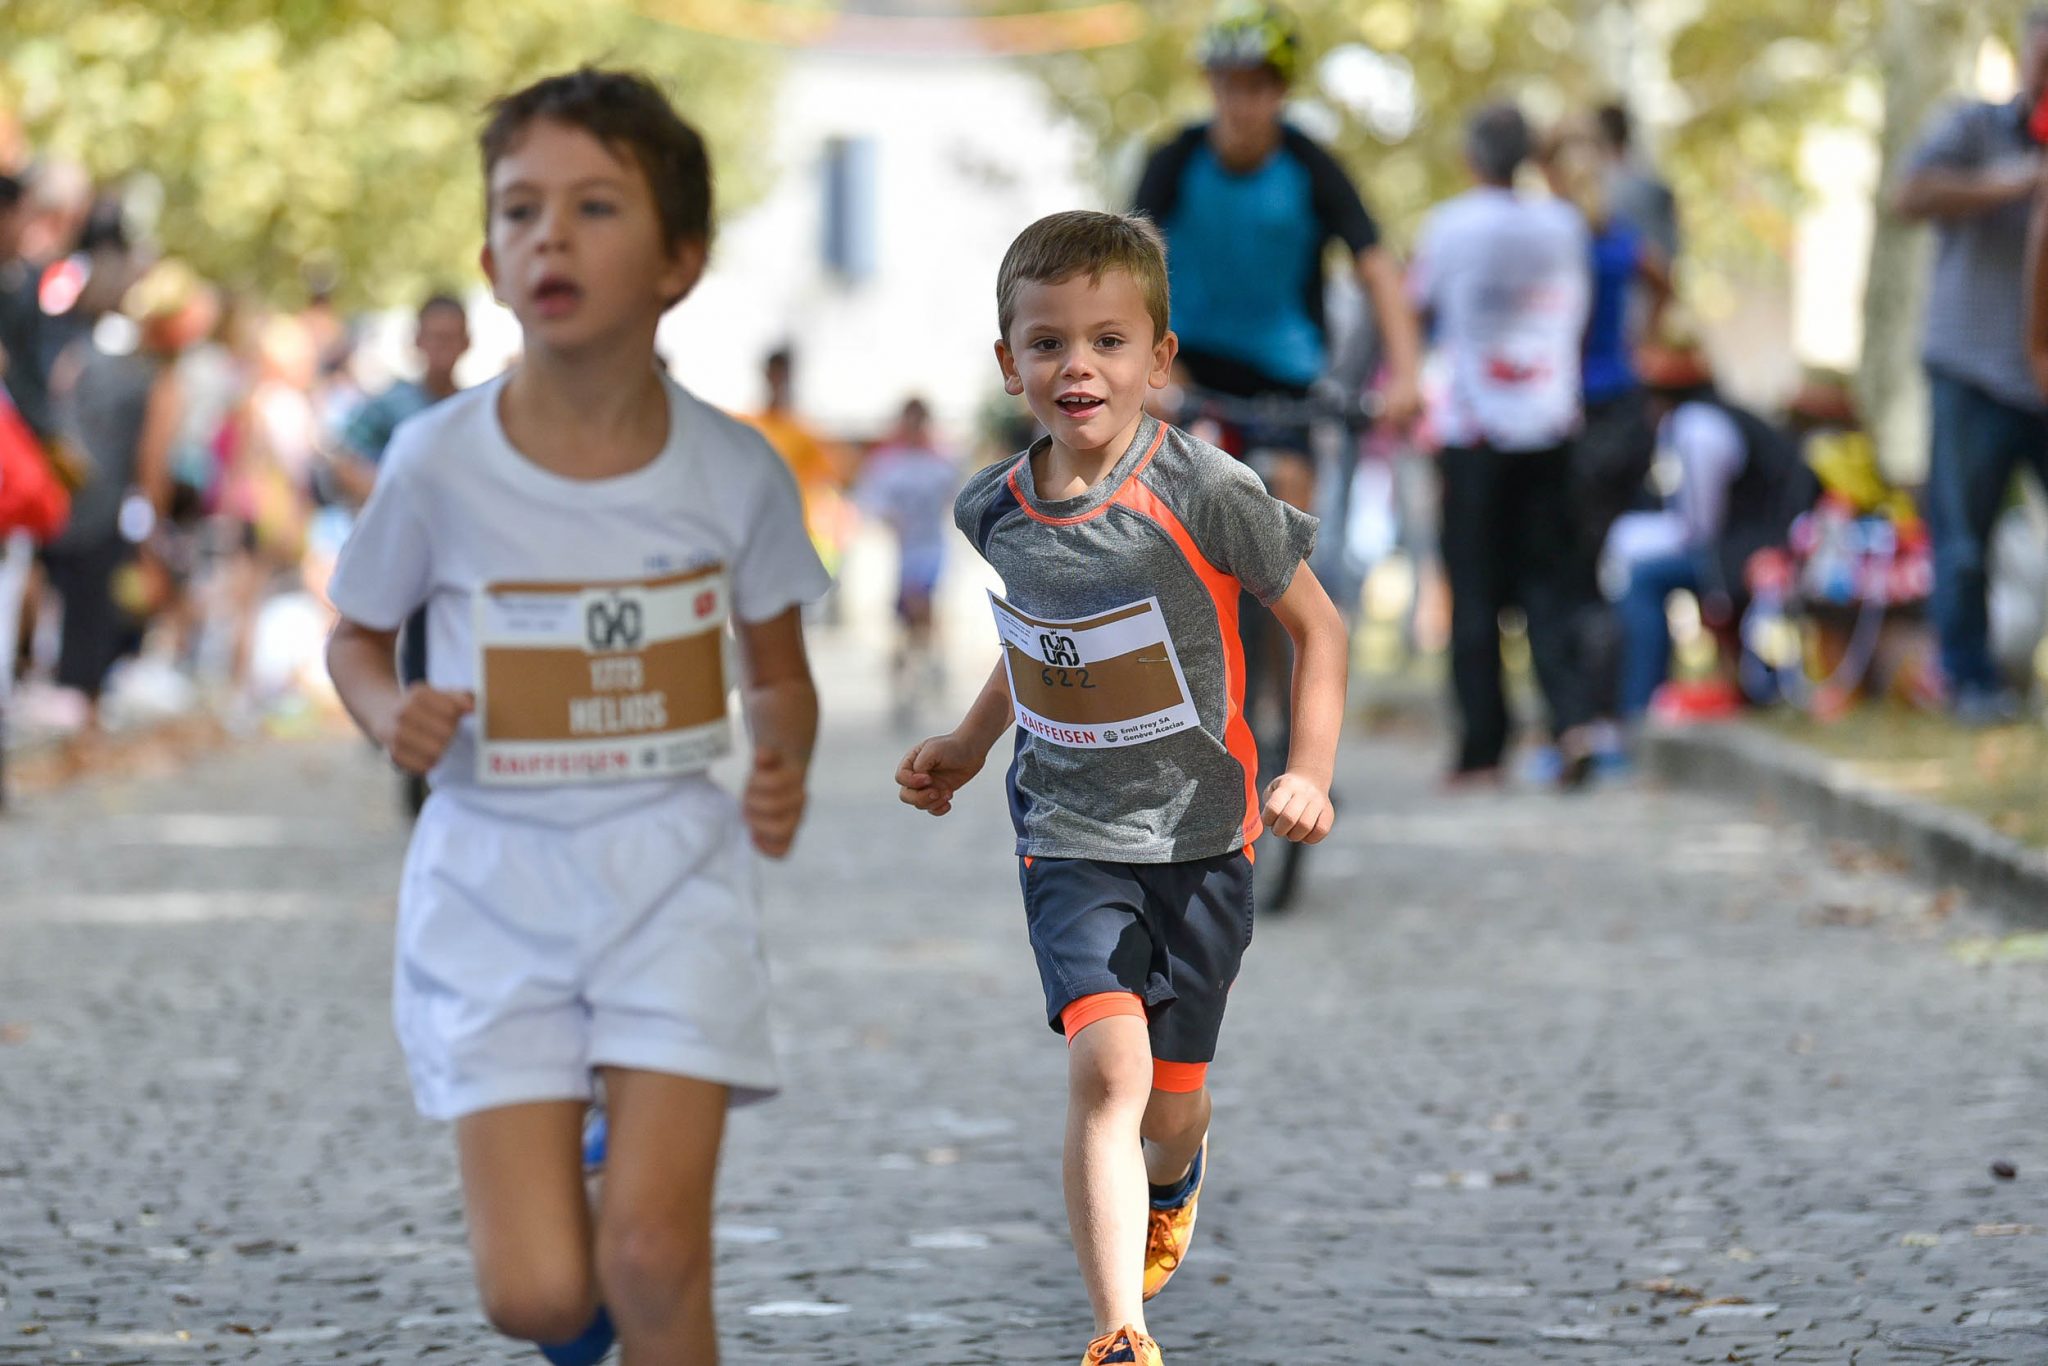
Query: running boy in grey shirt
[{"left": 895, "top": 210, "right": 1349, "bottom": 1365}]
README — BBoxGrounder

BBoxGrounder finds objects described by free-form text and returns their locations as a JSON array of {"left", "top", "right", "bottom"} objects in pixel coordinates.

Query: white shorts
[{"left": 395, "top": 781, "right": 778, "bottom": 1121}]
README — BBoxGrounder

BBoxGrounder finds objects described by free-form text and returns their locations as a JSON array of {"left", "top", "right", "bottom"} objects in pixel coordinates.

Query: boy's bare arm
[
  {"left": 955, "top": 655, "right": 1017, "bottom": 753},
  {"left": 735, "top": 607, "right": 819, "bottom": 858},
  {"left": 1893, "top": 159, "right": 2040, "bottom": 223},
  {"left": 326, "top": 448, "right": 381, "bottom": 508},
  {"left": 1356, "top": 246, "right": 1422, "bottom": 428},
  {"left": 896, "top": 656, "right": 1013, "bottom": 816},
  {"left": 1264, "top": 562, "right": 1348, "bottom": 842},
  {"left": 328, "top": 619, "right": 406, "bottom": 747},
  {"left": 735, "top": 607, "right": 818, "bottom": 766},
  {"left": 326, "top": 618, "right": 472, "bottom": 775}
]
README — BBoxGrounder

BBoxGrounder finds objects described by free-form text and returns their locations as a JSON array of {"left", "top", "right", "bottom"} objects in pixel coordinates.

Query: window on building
[{"left": 822, "top": 135, "right": 877, "bottom": 284}]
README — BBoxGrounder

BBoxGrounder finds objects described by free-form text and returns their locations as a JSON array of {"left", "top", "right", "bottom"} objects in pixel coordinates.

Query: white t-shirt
[
  {"left": 855, "top": 443, "right": 959, "bottom": 561},
  {"left": 1604, "top": 401, "right": 1749, "bottom": 568},
  {"left": 327, "top": 371, "right": 830, "bottom": 826},
  {"left": 1411, "top": 187, "right": 1590, "bottom": 453}
]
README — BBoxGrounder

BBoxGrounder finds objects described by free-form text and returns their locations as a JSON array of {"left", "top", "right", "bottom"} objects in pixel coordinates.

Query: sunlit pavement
[{"left": 6, "top": 610, "right": 2048, "bottom": 1364}]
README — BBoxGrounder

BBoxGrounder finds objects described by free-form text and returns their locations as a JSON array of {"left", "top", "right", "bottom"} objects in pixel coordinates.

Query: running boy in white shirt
[
  {"left": 897, "top": 211, "right": 1348, "bottom": 1365},
  {"left": 325, "top": 69, "right": 827, "bottom": 1365}
]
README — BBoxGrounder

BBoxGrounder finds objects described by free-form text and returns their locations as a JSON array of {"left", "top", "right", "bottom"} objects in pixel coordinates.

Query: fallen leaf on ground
[
  {"left": 1413, "top": 1170, "right": 1508, "bottom": 1190},
  {"left": 1995, "top": 934, "right": 2048, "bottom": 961},
  {"left": 1827, "top": 842, "right": 1910, "bottom": 875},
  {"left": 1950, "top": 934, "right": 2048, "bottom": 967},
  {"left": 1973, "top": 1223, "right": 2039, "bottom": 1238},
  {"left": 0, "top": 1024, "right": 28, "bottom": 1045}
]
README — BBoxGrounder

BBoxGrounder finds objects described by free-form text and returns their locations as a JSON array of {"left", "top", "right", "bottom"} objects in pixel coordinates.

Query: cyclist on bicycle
[
  {"left": 1135, "top": 2, "right": 1421, "bottom": 488},
  {"left": 1133, "top": 1, "right": 1420, "bottom": 905}
]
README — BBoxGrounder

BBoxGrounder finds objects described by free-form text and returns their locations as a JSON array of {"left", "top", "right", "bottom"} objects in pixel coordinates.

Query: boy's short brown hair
[
  {"left": 481, "top": 68, "right": 713, "bottom": 251},
  {"left": 996, "top": 210, "right": 1170, "bottom": 344}
]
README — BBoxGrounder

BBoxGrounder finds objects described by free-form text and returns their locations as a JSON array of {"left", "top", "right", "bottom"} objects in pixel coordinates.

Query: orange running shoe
[
  {"left": 1141, "top": 1137, "right": 1205, "bottom": 1301},
  {"left": 1081, "top": 1324, "right": 1162, "bottom": 1365}
]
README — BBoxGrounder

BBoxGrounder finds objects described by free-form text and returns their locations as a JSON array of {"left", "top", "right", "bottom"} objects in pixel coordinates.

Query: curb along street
[{"left": 1641, "top": 721, "right": 2048, "bottom": 930}]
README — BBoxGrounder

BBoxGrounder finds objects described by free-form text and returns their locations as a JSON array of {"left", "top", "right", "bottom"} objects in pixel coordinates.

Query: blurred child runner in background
[{"left": 854, "top": 395, "right": 958, "bottom": 723}]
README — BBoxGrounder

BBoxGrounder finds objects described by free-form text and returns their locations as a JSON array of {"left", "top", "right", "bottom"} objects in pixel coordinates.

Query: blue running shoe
[
  {"left": 1518, "top": 744, "right": 1564, "bottom": 787},
  {"left": 539, "top": 1306, "right": 614, "bottom": 1366},
  {"left": 1591, "top": 746, "right": 1634, "bottom": 783}
]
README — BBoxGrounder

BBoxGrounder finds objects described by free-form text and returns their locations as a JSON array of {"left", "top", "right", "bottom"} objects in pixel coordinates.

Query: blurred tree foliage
[
  {"left": 1027, "top": 0, "right": 2028, "bottom": 286},
  {"left": 1665, "top": 0, "right": 2017, "bottom": 290},
  {"left": 0, "top": 1, "right": 778, "bottom": 307}
]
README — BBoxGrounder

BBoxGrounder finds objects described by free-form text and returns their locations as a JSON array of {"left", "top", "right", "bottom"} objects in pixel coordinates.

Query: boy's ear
[
  {"left": 480, "top": 245, "right": 502, "bottom": 305},
  {"left": 659, "top": 237, "right": 709, "bottom": 308},
  {"left": 994, "top": 339, "right": 1024, "bottom": 395},
  {"left": 1148, "top": 328, "right": 1180, "bottom": 389}
]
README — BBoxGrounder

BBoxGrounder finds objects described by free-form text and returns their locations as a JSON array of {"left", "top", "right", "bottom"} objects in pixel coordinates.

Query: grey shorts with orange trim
[{"left": 1018, "top": 850, "right": 1254, "bottom": 1065}]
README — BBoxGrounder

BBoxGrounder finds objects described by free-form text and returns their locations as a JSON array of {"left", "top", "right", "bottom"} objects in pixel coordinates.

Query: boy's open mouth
[
  {"left": 1056, "top": 393, "right": 1106, "bottom": 418},
  {"left": 533, "top": 275, "right": 582, "bottom": 318}
]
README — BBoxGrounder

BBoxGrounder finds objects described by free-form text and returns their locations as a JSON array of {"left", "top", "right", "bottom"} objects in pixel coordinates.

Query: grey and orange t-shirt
[{"left": 955, "top": 415, "right": 1317, "bottom": 863}]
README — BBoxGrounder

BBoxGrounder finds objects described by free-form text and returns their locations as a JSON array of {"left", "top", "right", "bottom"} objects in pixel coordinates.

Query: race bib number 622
[{"left": 989, "top": 591, "right": 1200, "bottom": 749}]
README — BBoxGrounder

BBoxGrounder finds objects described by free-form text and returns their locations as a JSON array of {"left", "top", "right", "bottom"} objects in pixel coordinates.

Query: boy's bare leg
[
  {"left": 1066, "top": 1015, "right": 1154, "bottom": 1336},
  {"left": 594, "top": 1067, "right": 728, "bottom": 1365},
  {"left": 1141, "top": 1086, "right": 1210, "bottom": 1187},
  {"left": 455, "top": 1101, "right": 599, "bottom": 1345}
]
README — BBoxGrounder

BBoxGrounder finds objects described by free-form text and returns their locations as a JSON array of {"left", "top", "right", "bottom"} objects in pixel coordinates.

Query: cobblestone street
[{"left": 5, "top": 636, "right": 2048, "bottom": 1364}]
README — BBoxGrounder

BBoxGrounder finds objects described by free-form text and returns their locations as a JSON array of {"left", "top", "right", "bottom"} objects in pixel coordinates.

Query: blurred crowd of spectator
[
  {"left": 0, "top": 149, "right": 459, "bottom": 777},
  {"left": 5, "top": 9, "right": 2048, "bottom": 802},
  {"left": 0, "top": 128, "right": 967, "bottom": 796}
]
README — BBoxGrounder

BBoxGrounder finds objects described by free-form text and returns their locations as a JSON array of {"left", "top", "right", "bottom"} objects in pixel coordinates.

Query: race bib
[
  {"left": 475, "top": 566, "right": 731, "bottom": 786},
  {"left": 990, "top": 591, "right": 1200, "bottom": 749}
]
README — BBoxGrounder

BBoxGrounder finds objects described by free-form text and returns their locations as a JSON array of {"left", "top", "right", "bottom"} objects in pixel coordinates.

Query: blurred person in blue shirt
[
  {"left": 329, "top": 293, "right": 470, "bottom": 506},
  {"left": 1539, "top": 116, "right": 1672, "bottom": 753}
]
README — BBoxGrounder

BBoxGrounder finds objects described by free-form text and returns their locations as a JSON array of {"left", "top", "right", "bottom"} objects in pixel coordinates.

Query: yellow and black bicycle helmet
[{"left": 1195, "top": 1, "right": 1302, "bottom": 85}]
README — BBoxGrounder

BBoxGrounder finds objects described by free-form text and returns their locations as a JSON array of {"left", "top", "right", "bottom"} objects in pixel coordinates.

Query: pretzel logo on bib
[
  {"left": 989, "top": 591, "right": 1201, "bottom": 749},
  {"left": 586, "top": 594, "right": 645, "bottom": 651},
  {"left": 475, "top": 565, "right": 732, "bottom": 786}
]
